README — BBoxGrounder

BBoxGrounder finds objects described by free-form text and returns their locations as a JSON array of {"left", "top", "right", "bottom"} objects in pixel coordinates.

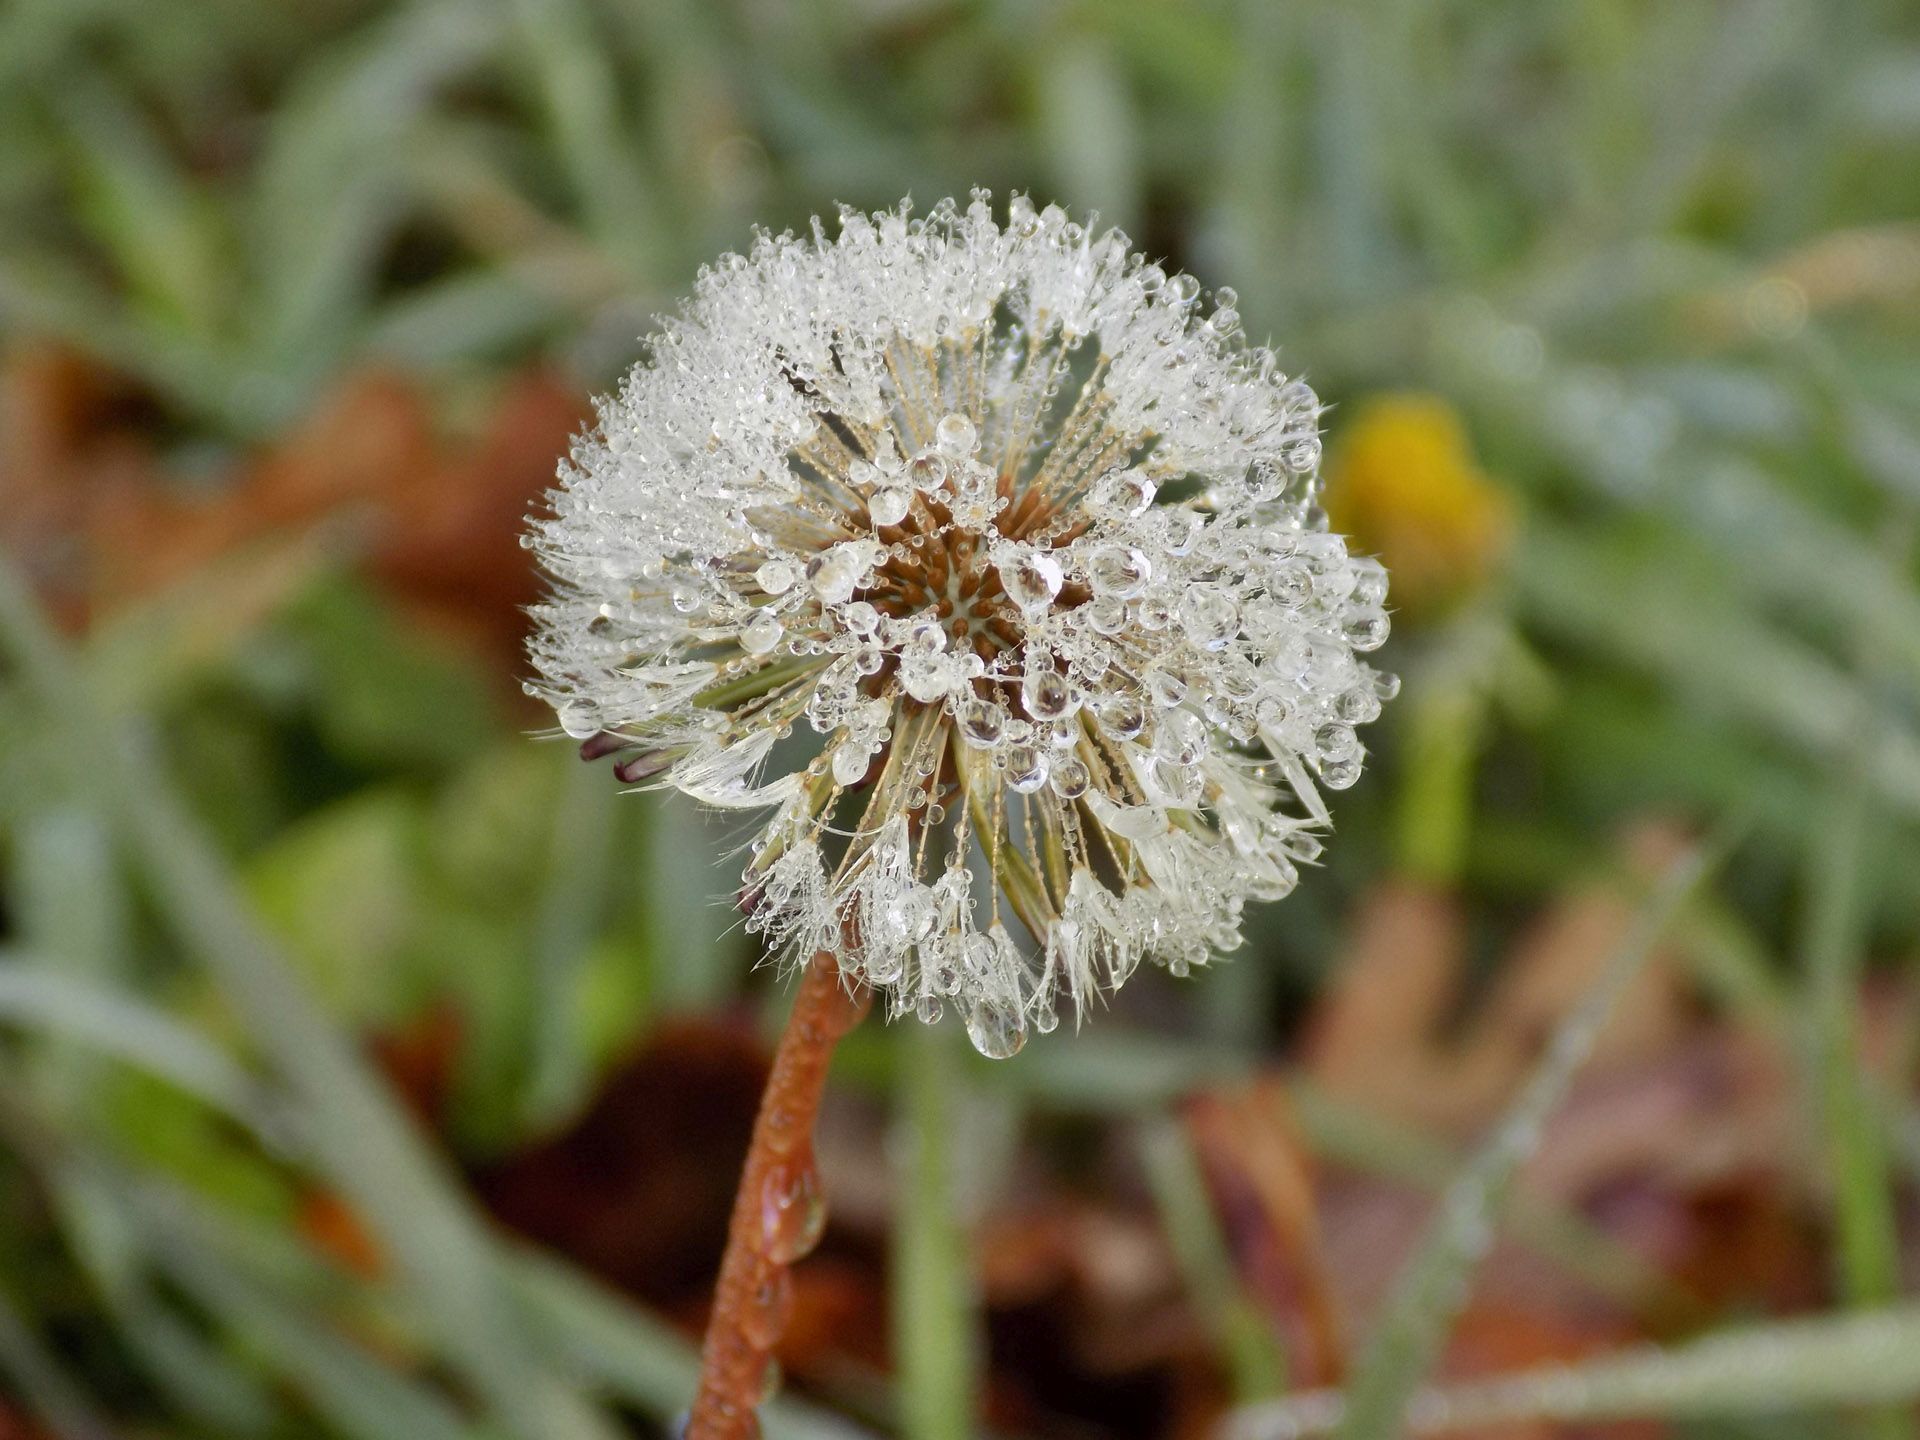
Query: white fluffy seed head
[{"left": 526, "top": 192, "right": 1394, "bottom": 1058}]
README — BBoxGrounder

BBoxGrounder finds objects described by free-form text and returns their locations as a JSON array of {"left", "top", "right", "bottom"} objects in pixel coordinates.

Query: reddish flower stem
[{"left": 685, "top": 952, "right": 867, "bottom": 1439}]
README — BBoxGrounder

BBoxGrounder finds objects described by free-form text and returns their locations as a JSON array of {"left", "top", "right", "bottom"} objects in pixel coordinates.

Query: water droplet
[
  {"left": 742, "top": 613, "right": 782, "bottom": 655},
  {"left": 1344, "top": 610, "right": 1390, "bottom": 652},
  {"left": 1022, "top": 666, "right": 1075, "bottom": 721},
  {"left": 556, "top": 702, "right": 601, "bottom": 740},
  {"left": 807, "top": 550, "right": 858, "bottom": 605},
  {"left": 1153, "top": 708, "right": 1209, "bottom": 767},
  {"left": 958, "top": 697, "right": 1007, "bottom": 749},
  {"left": 1086, "top": 594, "right": 1128, "bottom": 635},
  {"left": 1086, "top": 543, "right": 1150, "bottom": 600},
  {"left": 1179, "top": 587, "right": 1239, "bottom": 650},
  {"left": 1093, "top": 468, "right": 1157, "bottom": 519},
  {"left": 1001, "top": 550, "right": 1064, "bottom": 614},
  {"left": 1319, "top": 754, "right": 1363, "bottom": 790},
  {"left": 1031, "top": 991, "right": 1059, "bottom": 1035},
  {"left": 1050, "top": 755, "right": 1090, "bottom": 799},
  {"left": 761, "top": 1159, "right": 827, "bottom": 1264},
  {"left": 757, "top": 558, "right": 797, "bottom": 595},
  {"left": 934, "top": 413, "right": 977, "bottom": 457},
  {"left": 908, "top": 451, "right": 950, "bottom": 492},
  {"left": 1144, "top": 667, "right": 1187, "bottom": 710},
  {"left": 965, "top": 1000, "right": 1027, "bottom": 1059},
  {"left": 869, "top": 486, "right": 910, "bottom": 528},
  {"left": 832, "top": 742, "right": 873, "bottom": 787},
  {"left": 739, "top": 1262, "right": 794, "bottom": 1350},
  {"left": 1006, "top": 744, "right": 1048, "bottom": 793}
]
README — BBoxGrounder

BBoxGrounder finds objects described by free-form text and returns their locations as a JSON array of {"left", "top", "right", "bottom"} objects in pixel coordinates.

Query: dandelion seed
[{"left": 526, "top": 193, "right": 1394, "bottom": 1056}]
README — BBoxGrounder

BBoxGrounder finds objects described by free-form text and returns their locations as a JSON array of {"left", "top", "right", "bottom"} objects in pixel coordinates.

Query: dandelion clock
[{"left": 524, "top": 193, "right": 1392, "bottom": 1438}]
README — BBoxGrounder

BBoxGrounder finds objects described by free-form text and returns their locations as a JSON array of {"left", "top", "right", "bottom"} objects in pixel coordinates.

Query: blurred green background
[{"left": 1, "top": 1, "right": 1918, "bottom": 1437}]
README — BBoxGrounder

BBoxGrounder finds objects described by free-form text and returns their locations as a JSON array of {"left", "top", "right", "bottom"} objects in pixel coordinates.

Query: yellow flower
[{"left": 1325, "top": 394, "right": 1512, "bottom": 615}]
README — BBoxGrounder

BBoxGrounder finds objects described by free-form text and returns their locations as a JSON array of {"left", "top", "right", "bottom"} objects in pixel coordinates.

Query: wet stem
[{"left": 686, "top": 951, "right": 869, "bottom": 1440}]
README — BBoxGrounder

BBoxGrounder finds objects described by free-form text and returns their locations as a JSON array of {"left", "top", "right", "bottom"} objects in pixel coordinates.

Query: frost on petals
[{"left": 526, "top": 193, "right": 1395, "bottom": 1058}]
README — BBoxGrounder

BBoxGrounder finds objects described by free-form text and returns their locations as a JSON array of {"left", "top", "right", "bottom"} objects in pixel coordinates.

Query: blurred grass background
[{"left": 1, "top": 0, "right": 1918, "bottom": 1437}]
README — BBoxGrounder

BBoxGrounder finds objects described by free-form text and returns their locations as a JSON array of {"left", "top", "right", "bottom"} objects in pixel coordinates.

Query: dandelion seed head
[{"left": 527, "top": 193, "right": 1394, "bottom": 1056}]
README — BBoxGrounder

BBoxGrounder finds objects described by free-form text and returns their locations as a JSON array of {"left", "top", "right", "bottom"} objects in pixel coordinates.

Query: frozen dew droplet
[
  {"left": 742, "top": 612, "right": 783, "bottom": 655},
  {"left": 756, "top": 558, "right": 797, "bottom": 595},
  {"left": 1314, "top": 722, "right": 1360, "bottom": 763},
  {"left": 934, "top": 413, "right": 978, "bottom": 457},
  {"left": 868, "top": 485, "right": 910, "bottom": 528},
  {"left": 1031, "top": 984, "right": 1060, "bottom": 1034},
  {"left": 965, "top": 999, "right": 1027, "bottom": 1059},
  {"left": 761, "top": 1158, "right": 827, "bottom": 1264}
]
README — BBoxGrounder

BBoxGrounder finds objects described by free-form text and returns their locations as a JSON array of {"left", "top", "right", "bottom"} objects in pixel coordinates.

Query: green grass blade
[
  {"left": 506, "top": 1248, "right": 874, "bottom": 1440},
  {"left": 1331, "top": 833, "right": 1724, "bottom": 1440},
  {"left": 509, "top": 0, "right": 664, "bottom": 273},
  {"left": 50, "top": 70, "right": 228, "bottom": 334},
  {"left": 247, "top": 0, "right": 503, "bottom": 385},
  {"left": 0, "top": 1284, "right": 119, "bottom": 1440},
  {"left": 0, "top": 958, "right": 272, "bottom": 1129},
  {"left": 893, "top": 1022, "right": 979, "bottom": 1440},
  {"left": 521, "top": 755, "right": 618, "bottom": 1127},
  {"left": 1802, "top": 778, "right": 1904, "bottom": 1312},
  {"left": 0, "top": 555, "right": 613, "bottom": 1440},
  {"left": 146, "top": 1213, "right": 483, "bottom": 1440},
  {"left": 1227, "top": 1303, "right": 1920, "bottom": 1438},
  {"left": 1141, "top": 1117, "right": 1288, "bottom": 1403},
  {"left": 989, "top": 1036, "right": 1688, "bottom": 1320}
]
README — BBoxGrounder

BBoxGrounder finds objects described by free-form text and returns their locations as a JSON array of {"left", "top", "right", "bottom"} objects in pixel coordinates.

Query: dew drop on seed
[{"left": 964, "top": 1000, "right": 1027, "bottom": 1059}]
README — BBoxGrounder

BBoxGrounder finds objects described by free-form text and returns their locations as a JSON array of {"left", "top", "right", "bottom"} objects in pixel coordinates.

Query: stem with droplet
[{"left": 686, "top": 951, "right": 868, "bottom": 1440}]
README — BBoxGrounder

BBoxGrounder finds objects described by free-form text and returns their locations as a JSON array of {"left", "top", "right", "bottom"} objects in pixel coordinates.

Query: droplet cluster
[{"left": 527, "top": 193, "right": 1394, "bottom": 1057}]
